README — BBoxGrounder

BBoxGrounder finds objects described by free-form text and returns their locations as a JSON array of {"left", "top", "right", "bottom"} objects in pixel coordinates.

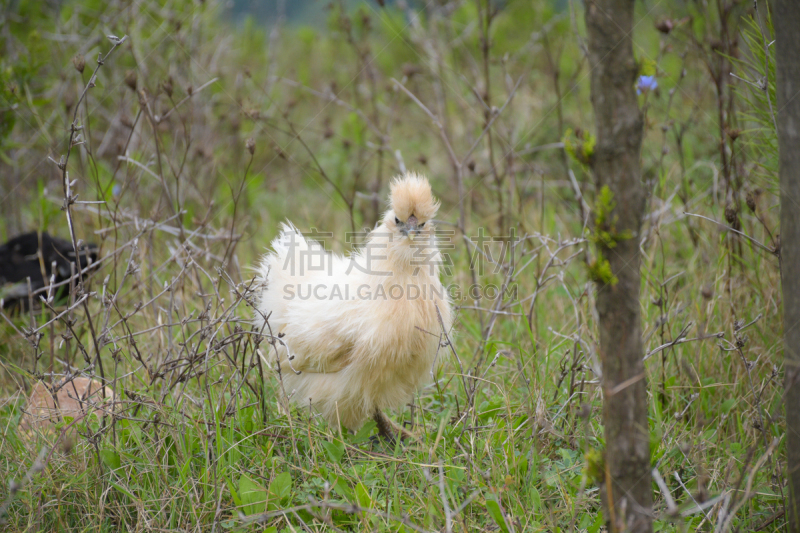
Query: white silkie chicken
[{"left": 254, "top": 173, "right": 452, "bottom": 440}]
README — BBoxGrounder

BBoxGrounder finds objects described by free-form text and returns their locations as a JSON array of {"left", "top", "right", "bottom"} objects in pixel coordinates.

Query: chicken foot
[{"left": 373, "top": 408, "right": 416, "bottom": 442}]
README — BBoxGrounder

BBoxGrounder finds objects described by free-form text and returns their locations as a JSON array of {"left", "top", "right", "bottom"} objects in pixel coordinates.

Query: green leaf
[
  {"left": 269, "top": 471, "right": 292, "bottom": 502},
  {"left": 179, "top": 456, "right": 193, "bottom": 483},
  {"left": 332, "top": 474, "right": 354, "bottom": 501},
  {"left": 100, "top": 448, "right": 121, "bottom": 471},
  {"left": 226, "top": 477, "right": 241, "bottom": 507},
  {"left": 353, "top": 420, "right": 376, "bottom": 442},
  {"left": 558, "top": 448, "right": 574, "bottom": 465},
  {"left": 639, "top": 57, "right": 657, "bottom": 77},
  {"left": 721, "top": 398, "right": 737, "bottom": 413},
  {"left": 562, "top": 128, "right": 596, "bottom": 167},
  {"left": 239, "top": 474, "right": 267, "bottom": 515},
  {"left": 756, "top": 491, "right": 784, "bottom": 501},
  {"left": 322, "top": 439, "right": 345, "bottom": 463},
  {"left": 588, "top": 511, "right": 604, "bottom": 533},
  {"left": 528, "top": 484, "right": 541, "bottom": 511},
  {"left": 355, "top": 481, "right": 372, "bottom": 509},
  {"left": 485, "top": 495, "right": 510, "bottom": 533},
  {"left": 108, "top": 479, "right": 137, "bottom": 500}
]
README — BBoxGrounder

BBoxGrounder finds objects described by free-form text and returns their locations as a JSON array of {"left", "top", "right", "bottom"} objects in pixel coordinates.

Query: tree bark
[
  {"left": 773, "top": 0, "right": 800, "bottom": 529},
  {"left": 585, "top": 1, "right": 652, "bottom": 531}
]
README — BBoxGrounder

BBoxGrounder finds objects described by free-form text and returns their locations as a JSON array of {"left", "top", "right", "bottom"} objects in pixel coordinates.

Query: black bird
[{"left": 0, "top": 232, "right": 98, "bottom": 311}]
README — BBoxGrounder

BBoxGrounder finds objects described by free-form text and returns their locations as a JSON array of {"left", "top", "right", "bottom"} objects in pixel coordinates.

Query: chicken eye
[{"left": 395, "top": 217, "right": 401, "bottom": 224}]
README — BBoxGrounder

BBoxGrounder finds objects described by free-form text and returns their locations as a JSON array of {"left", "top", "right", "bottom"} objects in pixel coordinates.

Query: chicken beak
[
  {"left": 407, "top": 223, "right": 419, "bottom": 241},
  {"left": 404, "top": 215, "right": 419, "bottom": 241}
]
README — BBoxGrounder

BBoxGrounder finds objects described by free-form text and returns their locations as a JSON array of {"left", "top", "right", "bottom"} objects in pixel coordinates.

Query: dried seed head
[
  {"left": 402, "top": 63, "right": 422, "bottom": 78},
  {"left": 72, "top": 54, "right": 86, "bottom": 73},
  {"left": 727, "top": 128, "right": 741, "bottom": 141},
  {"left": 162, "top": 77, "right": 173, "bottom": 98},
  {"left": 746, "top": 190, "right": 757, "bottom": 213},
  {"left": 655, "top": 19, "right": 674, "bottom": 34},
  {"left": 736, "top": 335, "right": 748, "bottom": 349},
  {"left": 246, "top": 137, "right": 255, "bottom": 155},
  {"left": 724, "top": 204, "right": 739, "bottom": 225},
  {"left": 124, "top": 70, "right": 137, "bottom": 91},
  {"left": 61, "top": 435, "right": 75, "bottom": 454},
  {"left": 701, "top": 285, "right": 713, "bottom": 299}
]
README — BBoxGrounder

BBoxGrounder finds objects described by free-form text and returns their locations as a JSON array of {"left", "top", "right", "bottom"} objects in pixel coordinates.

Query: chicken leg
[{"left": 373, "top": 408, "right": 415, "bottom": 442}]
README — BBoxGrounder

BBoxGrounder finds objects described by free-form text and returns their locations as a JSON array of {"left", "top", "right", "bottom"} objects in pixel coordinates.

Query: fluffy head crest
[{"left": 389, "top": 173, "right": 439, "bottom": 222}]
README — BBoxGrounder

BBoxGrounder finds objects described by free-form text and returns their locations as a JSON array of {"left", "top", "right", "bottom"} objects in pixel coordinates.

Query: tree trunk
[
  {"left": 585, "top": 1, "right": 653, "bottom": 531},
  {"left": 773, "top": 0, "right": 800, "bottom": 529}
]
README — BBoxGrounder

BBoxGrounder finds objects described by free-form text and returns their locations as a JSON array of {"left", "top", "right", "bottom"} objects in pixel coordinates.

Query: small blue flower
[
  {"left": 637, "top": 75, "right": 658, "bottom": 95},
  {"left": 112, "top": 183, "right": 121, "bottom": 197}
]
